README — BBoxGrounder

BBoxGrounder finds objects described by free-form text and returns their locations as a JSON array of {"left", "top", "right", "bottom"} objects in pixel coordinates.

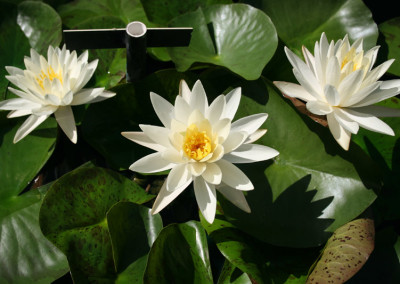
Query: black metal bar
[{"left": 126, "top": 21, "right": 147, "bottom": 82}]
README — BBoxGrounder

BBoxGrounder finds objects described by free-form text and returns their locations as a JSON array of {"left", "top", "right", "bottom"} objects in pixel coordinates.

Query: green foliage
[
  {"left": 379, "top": 17, "right": 400, "bottom": 76},
  {"left": 168, "top": 4, "right": 278, "bottom": 80}
]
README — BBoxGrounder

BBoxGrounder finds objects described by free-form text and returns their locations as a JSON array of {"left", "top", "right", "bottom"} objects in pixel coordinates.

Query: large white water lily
[
  {"left": 122, "top": 80, "right": 279, "bottom": 223},
  {"left": 0, "top": 45, "right": 115, "bottom": 143},
  {"left": 274, "top": 33, "right": 400, "bottom": 150}
]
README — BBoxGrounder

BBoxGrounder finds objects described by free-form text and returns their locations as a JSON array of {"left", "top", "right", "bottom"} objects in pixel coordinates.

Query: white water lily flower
[
  {"left": 0, "top": 45, "right": 115, "bottom": 143},
  {"left": 274, "top": 33, "right": 400, "bottom": 150},
  {"left": 122, "top": 80, "right": 279, "bottom": 223}
]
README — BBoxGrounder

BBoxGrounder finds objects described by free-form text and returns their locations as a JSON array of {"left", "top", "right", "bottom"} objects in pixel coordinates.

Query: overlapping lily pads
[
  {"left": 0, "top": 112, "right": 65, "bottom": 283},
  {"left": 168, "top": 4, "right": 278, "bottom": 80},
  {"left": 39, "top": 166, "right": 156, "bottom": 282}
]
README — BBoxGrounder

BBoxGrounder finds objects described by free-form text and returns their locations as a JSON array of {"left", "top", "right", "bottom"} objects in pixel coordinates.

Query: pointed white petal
[
  {"left": 167, "top": 163, "right": 193, "bottom": 192},
  {"left": 341, "top": 81, "right": 381, "bottom": 107},
  {"left": 7, "top": 109, "right": 32, "bottom": 118},
  {"left": 217, "top": 159, "right": 254, "bottom": 191},
  {"left": 162, "top": 148, "right": 185, "bottom": 164},
  {"left": 352, "top": 79, "right": 400, "bottom": 107},
  {"left": 121, "top": 131, "right": 166, "bottom": 152},
  {"left": 333, "top": 109, "right": 359, "bottom": 134},
  {"left": 224, "top": 144, "right": 279, "bottom": 163},
  {"left": 224, "top": 87, "right": 241, "bottom": 120},
  {"left": 0, "top": 98, "right": 41, "bottom": 110},
  {"left": 325, "top": 56, "right": 340, "bottom": 87},
  {"left": 202, "top": 163, "right": 222, "bottom": 185},
  {"left": 139, "top": 124, "right": 171, "bottom": 148},
  {"left": 231, "top": 113, "right": 267, "bottom": 135},
  {"left": 338, "top": 69, "right": 364, "bottom": 98},
  {"left": 14, "top": 114, "right": 49, "bottom": 143},
  {"left": 174, "top": 95, "right": 192, "bottom": 123},
  {"left": 217, "top": 185, "right": 251, "bottom": 213},
  {"left": 342, "top": 108, "right": 395, "bottom": 136},
  {"left": 223, "top": 131, "right": 247, "bottom": 153},
  {"left": 324, "top": 85, "right": 340, "bottom": 106},
  {"left": 179, "top": 79, "right": 191, "bottom": 102},
  {"left": 151, "top": 178, "right": 188, "bottom": 215},
  {"left": 150, "top": 92, "right": 173, "bottom": 128},
  {"left": 130, "top": 152, "right": 175, "bottom": 173},
  {"left": 54, "top": 106, "right": 77, "bottom": 143},
  {"left": 204, "top": 144, "right": 225, "bottom": 163},
  {"left": 190, "top": 162, "right": 207, "bottom": 177},
  {"left": 189, "top": 80, "right": 208, "bottom": 115},
  {"left": 245, "top": 129, "right": 267, "bottom": 144},
  {"left": 206, "top": 95, "right": 226, "bottom": 125},
  {"left": 352, "top": 105, "right": 400, "bottom": 117},
  {"left": 70, "top": 88, "right": 106, "bottom": 105},
  {"left": 213, "top": 118, "right": 231, "bottom": 142},
  {"left": 44, "top": 94, "right": 61, "bottom": 105},
  {"left": 306, "top": 101, "right": 333, "bottom": 115},
  {"left": 327, "top": 113, "right": 351, "bottom": 150},
  {"left": 194, "top": 177, "right": 216, "bottom": 224},
  {"left": 273, "top": 81, "right": 315, "bottom": 102}
]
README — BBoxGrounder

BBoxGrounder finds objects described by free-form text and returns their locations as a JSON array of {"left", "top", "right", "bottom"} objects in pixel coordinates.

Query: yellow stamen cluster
[
  {"left": 341, "top": 47, "right": 364, "bottom": 72},
  {"left": 183, "top": 124, "right": 212, "bottom": 160},
  {"left": 36, "top": 67, "right": 63, "bottom": 90}
]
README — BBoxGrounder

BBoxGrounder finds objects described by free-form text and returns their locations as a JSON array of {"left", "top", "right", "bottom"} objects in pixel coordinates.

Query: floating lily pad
[
  {"left": 144, "top": 221, "right": 213, "bottom": 284},
  {"left": 168, "top": 4, "right": 278, "bottom": 80},
  {"left": 379, "top": 17, "right": 400, "bottom": 76},
  {"left": 39, "top": 166, "right": 154, "bottom": 282}
]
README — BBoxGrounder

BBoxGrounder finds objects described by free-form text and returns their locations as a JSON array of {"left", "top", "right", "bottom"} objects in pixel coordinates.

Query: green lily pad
[
  {"left": 168, "top": 4, "right": 278, "bottom": 80},
  {"left": 39, "top": 166, "right": 154, "bottom": 282},
  {"left": 307, "top": 218, "right": 375, "bottom": 284},
  {"left": 0, "top": 11, "right": 30, "bottom": 98},
  {"left": 81, "top": 69, "right": 196, "bottom": 170},
  {"left": 379, "top": 17, "right": 400, "bottom": 76},
  {"left": 198, "top": 69, "right": 379, "bottom": 247},
  {"left": 258, "top": 0, "right": 378, "bottom": 53},
  {"left": 200, "top": 209, "right": 319, "bottom": 283},
  {"left": 140, "top": 0, "right": 231, "bottom": 25},
  {"left": 0, "top": 183, "right": 69, "bottom": 284},
  {"left": 144, "top": 221, "right": 213, "bottom": 284},
  {"left": 17, "top": 1, "right": 62, "bottom": 55},
  {"left": 217, "top": 260, "right": 252, "bottom": 284},
  {"left": 108, "top": 201, "right": 163, "bottom": 283}
]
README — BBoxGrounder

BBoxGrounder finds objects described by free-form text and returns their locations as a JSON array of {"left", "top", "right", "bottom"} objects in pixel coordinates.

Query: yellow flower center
[
  {"left": 183, "top": 124, "right": 212, "bottom": 160},
  {"left": 36, "top": 67, "right": 63, "bottom": 90},
  {"left": 340, "top": 47, "right": 364, "bottom": 72}
]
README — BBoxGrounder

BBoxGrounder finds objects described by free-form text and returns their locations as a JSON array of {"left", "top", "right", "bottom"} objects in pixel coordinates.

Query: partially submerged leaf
[{"left": 307, "top": 218, "right": 375, "bottom": 284}]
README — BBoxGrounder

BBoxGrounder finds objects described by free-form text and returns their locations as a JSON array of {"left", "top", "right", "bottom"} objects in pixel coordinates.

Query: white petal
[
  {"left": 204, "top": 144, "right": 225, "bottom": 163},
  {"left": 14, "top": 114, "right": 49, "bottom": 143},
  {"left": 121, "top": 131, "right": 166, "bottom": 152},
  {"left": 202, "top": 163, "right": 222, "bottom": 185},
  {"left": 333, "top": 109, "right": 359, "bottom": 134},
  {"left": 341, "top": 82, "right": 381, "bottom": 107},
  {"left": 150, "top": 92, "right": 173, "bottom": 128},
  {"left": 189, "top": 80, "right": 208, "bottom": 115},
  {"left": 151, "top": 178, "right": 188, "bottom": 215},
  {"left": 190, "top": 162, "right": 206, "bottom": 177},
  {"left": 338, "top": 69, "right": 364, "bottom": 98},
  {"left": 162, "top": 148, "right": 185, "bottom": 164},
  {"left": 217, "top": 184, "right": 251, "bottom": 213},
  {"left": 217, "top": 159, "right": 254, "bottom": 191},
  {"left": 174, "top": 95, "right": 192, "bottom": 123},
  {"left": 352, "top": 105, "right": 400, "bottom": 117},
  {"left": 7, "top": 87, "right": 44, "bottom": 104},
  {"left": 188, "top": 109, "right": 206, "bottom": 125},
  {"left": 327, "top": 113, "right": 351, "bottom": 150},
  {"left": 54, "top": 106, "right": 77, "bottom": 143},
  {"left": 0, "top": 98, "right": 41, "bottom": 110},
  {"left": 273, "top": 81, "right": 315, "bottom": 102},
  {"left": 194, "top": 177, "right": 217, "bottom": 224},
  {"left": 44, "top": 94, "right": 61, "bottom": 105},
  {"left": 179, "top": 79, "right": 191, "bottom": 102},
  {"left": 231, "top": 113, "right": 267, "bottom": 135},
  {"left": 363, "top": 59, "right": 394, "bottom": 85},
  {"left": 306, "top": 101, "right": 333, "bottom": 115},
  {"left": 7, "top": 109, "right": 32, "bottom": 118},
  {"left": 223, "top": 131, "right": 247, "bottom": 153},
  {"left": 224, "top": 87, "right": 241, "bottom": 120},
  {"left": 325, "top": 56, "right": 340, "bottom": 87},
  {"left": 342, "top": 108, "right": 395, "bottom": 136},
  {"left": 224, "top": 144, "right": 279, "bottom": 163},
  {"left": 324, "top": 85, "right": 340, "bottom": 106},
  {"left": 70, "top": 88, "right": 105, "bottom": 105},
  {"left": 245, "top": 129, "right": 267, "bottom": 144},
  {"left": 213, "top": 118, "right": 231, "bottom": 142},
  {"left": 139, "top": 124, "right": 171, "bottom": 148},
  {"left": 206, "top": 95, "right": 226, "bottom": 125},
  {"left": 130, "top": 152, "right": 175, "bottom": 173},
  {"left": 167, "top": 163, "right": 193, "bottom": 192},
  {"left": 89, "top": 90, "right": 116, "bottom": 104},
  {"left": 352, "top": 79, "right": 400, "bottom": 107}
]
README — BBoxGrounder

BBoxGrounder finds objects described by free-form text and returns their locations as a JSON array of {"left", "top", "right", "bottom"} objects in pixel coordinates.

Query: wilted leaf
[{"left": 307, "top": 218, "right": 375, "bottom": 284}]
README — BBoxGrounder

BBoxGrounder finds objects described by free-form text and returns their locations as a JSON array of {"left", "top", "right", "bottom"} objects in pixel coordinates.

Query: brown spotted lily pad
[{"left": 307, "top": 218, "right": 375, "bottom": 284}]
